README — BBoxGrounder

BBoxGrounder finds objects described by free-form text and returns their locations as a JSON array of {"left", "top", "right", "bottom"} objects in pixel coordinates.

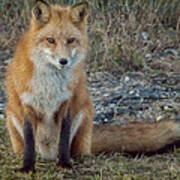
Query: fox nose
[{"left": 59, "top": 58, "right": 68, "bottom": 65}]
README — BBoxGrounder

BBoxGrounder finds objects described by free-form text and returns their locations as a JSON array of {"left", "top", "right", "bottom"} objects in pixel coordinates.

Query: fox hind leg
[
  {"left": 70, "top": 112, "right": 93, "bottom": 157},
  {"left": 6, "top": 113, "right": 24, "bottom": 155}
]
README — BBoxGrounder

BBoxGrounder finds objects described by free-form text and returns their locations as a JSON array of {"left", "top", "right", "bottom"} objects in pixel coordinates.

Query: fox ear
[
  {"left": 32, "top": 0, "right": 51, "bottom": 27},
  {"left": 71, "top": 2, "right": 89, "bottom": 25}
]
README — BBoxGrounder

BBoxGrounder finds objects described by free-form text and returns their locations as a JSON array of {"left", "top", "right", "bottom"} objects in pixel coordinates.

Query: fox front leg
[
  {"left": 16, "top": 106, "right": 36, "bottom": 173},
  {"left": 19, "top": 116, "right": 35, "bottom": 173},
  {"left": 57, "top": 109, "right": 72, "bottom": 168}
]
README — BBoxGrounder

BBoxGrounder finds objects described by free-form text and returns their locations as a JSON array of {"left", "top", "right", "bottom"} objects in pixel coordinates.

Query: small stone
[
  {"left": 103, "top": 93, "right": 109, "bottom": 97},
  {"left": 141, "top": 32, "right": 149, "bottom": 40},
  {"left": 104, "top": 118, "right": 108, "bottom": 122},
  {"left": 164, "top": 49, "right": 178, "bottom": 57},
  {"left": 110, "top": 104, "right": 115, "bottom": 108},
  {"left": 0, "top": 114, "right": 4, "bottom": 119},
  {"left": 124, "top": 76, "right": 130, "bottom": 82},
  {"left": 163, "top": 105, "right": 173, "bottom": 111},
  {"left": 156, "top": 116, "right": 163, "bottom": 121},
  {"left": 145, "top": 53, "right": 152, "bottom": 61},
  {"left": 129, "top": 90, "right": 134, "bottom": 95}
]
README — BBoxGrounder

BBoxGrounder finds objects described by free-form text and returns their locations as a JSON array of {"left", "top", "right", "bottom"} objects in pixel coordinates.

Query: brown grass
[{"left": 0, "top": 0, "right": 179, "bottom": 72}]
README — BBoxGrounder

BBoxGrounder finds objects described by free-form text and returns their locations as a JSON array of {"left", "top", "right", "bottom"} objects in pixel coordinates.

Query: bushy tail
[{"left": 92, "top": 119, "right": 180, "bottom": 154}]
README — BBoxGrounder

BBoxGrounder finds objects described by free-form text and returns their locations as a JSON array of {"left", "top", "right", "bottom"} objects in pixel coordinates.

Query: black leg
[
  {"left": 57, "top": 109, "right": 72, "bottom": 168},
  {"left": 19, "top": 117, "right": 35, "bottom": 173}
]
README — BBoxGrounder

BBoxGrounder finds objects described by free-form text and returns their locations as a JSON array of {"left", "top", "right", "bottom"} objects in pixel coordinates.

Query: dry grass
[
  {"left": 88, "top": 0, "right": 180, "bottom": 72},
  {"left": 0, "top": 0, "right": 179, "bottom": 72}
]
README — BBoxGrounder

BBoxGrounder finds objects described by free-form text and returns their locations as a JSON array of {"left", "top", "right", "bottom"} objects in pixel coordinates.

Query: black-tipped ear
[
  {"left": 32, "top": 0, "right": 51, "bottom": 27},
  {"left": 71, "top": 2, "right": 89, "bottom": 24}
]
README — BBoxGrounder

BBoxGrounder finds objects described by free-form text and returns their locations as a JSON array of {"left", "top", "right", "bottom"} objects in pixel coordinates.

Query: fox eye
[
  {"left": 67, "top": 37, "right": 75, "bottom": 44},
  {"left": 47, "top": 38, "right": 56, "bottom": 44}
]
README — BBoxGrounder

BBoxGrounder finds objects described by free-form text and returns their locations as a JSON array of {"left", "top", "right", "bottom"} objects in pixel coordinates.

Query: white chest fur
[{"left": 21, "top": 64, "right": 72, "bottom": 120}]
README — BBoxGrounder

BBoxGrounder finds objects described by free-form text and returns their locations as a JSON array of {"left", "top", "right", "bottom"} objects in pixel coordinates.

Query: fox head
[{"left": 28, "top": 0, "right": 89, "bottom": 70}]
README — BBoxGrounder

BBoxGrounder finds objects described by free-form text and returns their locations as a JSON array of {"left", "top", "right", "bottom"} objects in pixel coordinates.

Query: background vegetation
[
  {"left": 0, "top": 0, "right": 179, "bottom": 72},
  {"left": 0, "top": 0, "right": 180, "bottom": 179}
]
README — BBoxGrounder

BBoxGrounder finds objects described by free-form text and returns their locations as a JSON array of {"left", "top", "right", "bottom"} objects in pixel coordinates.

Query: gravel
[{"left": 0, "top": 60, "right": 180, "bottom": 125}]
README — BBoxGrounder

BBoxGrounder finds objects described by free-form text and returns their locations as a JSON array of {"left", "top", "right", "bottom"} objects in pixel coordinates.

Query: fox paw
[{"left": 57, "top": 160, "right": 72, "bottom": 169}]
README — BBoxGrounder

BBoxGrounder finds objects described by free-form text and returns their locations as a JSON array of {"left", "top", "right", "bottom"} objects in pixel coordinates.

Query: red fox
[{"left": 5, "top": 0, "right": 180, "bottom": 172}]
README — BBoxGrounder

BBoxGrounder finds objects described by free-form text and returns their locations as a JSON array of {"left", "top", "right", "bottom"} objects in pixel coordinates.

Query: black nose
[{"left": 59, "top": 58, "right": 68, "bottom": 65}]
